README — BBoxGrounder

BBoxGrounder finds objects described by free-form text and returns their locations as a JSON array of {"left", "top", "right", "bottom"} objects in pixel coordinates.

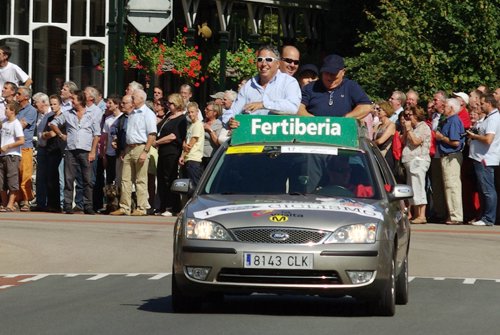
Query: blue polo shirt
[
  {"left": 301, "top": 78, "right": 371, "bottom": 116},
  {"left": 438, "top": 113, "right": 464, "bottom": 155},
  {"left": 17, "top": 103, "right": 37, "bottom": 148}
]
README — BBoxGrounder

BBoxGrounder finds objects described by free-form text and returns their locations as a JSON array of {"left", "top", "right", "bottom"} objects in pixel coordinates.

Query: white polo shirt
[{"left": 469, "top": 109, "right": 500, "bottom": 166}]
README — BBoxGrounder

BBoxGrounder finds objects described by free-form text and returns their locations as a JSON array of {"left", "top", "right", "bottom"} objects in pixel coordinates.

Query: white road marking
[
  {"left": 463, "top": 278, "right": 476, "bottom": 285},
  {"left": 0, "top": 285, "right": 15, "bottom": 289},
  {"left": 64, "top": 274, "right": 80, "bottom": 277},
  {"left": 434, "top": 277, "right": 446, "bottom": 281},
  {"left": 19, "top": 274, "right": 49, "bottom": 282},
  {"left": 148, "top": 273, "right": 170, "bottom": 280},
  {"left": 125, "top": 273, "right": 141, "bottom": 277},
  {"left": 86, "top": 274, "right": 109, "bottom": 281},
  {"left": 2, "top": 274, "right": 20, "bottom": 278},
  {"left": 409, "top": 276, "right": 415, "bottom": 282}
]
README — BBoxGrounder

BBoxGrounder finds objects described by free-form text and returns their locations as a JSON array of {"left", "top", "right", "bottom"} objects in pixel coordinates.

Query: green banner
[{"left": 231, "top": 115, "right": 359, "bottom": 147}]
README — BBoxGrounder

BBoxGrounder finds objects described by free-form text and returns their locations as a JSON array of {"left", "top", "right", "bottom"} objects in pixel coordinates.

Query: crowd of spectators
[{"left": 1, "top": 43, "right": 499, "bottom": 225}]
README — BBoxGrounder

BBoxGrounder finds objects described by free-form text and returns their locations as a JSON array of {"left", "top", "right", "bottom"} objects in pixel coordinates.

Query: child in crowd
[
  {"left": 179, "top": 102, "right": 205, "bottom": 188},
  {"left": 0, "top": 102, "right": 25, "bottom": 211}
]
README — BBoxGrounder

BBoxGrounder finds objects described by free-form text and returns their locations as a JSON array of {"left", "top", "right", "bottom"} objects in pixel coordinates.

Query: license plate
[{"left": 244, "top": 253, "right": 313, "bottom": 269}]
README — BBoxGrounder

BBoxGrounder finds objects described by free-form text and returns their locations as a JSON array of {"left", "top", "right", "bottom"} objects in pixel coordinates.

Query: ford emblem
[{"left": 270, "top": 231, "right": 289, "bottom": 241}]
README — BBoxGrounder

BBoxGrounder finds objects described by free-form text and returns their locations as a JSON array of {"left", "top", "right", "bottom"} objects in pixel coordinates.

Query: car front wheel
[
  {"left": 396, "top": 254, "right": 409, "bottom": 305},
  {"left": 370, "top": 254, "right": 396, "bottom": 316},
  {"left": 171, "top": 274, "right": 203, "bottom": 313}
]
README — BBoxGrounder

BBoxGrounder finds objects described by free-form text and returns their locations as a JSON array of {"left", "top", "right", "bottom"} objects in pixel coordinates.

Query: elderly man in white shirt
[{"left": 111, "top": 89, "right": 157, "bottom": 216}]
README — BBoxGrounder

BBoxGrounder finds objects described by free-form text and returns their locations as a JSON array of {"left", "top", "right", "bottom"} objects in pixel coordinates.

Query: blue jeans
[
  {"left": 185, "top": 160, "right": 204, "bottom": 190},
  {"left": 473, "top": 161, "right": 496, "bottom": 225},
  {"left": 35, "top": 147, "right": 48, "bottom": 208},
  {"left": 64, "top": 149, "right": 93, "bottom": 212}
]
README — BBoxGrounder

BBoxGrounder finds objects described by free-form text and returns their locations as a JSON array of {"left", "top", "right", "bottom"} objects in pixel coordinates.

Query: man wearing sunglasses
[
  {"left": 223, "top": 44, "right": 301, "bottom": 125},
  {"left": 298, "top": 54, "right": 371, "bottom": 119},
  {"left": 279, "top": 45, "right": 300, "bottom": 76}
]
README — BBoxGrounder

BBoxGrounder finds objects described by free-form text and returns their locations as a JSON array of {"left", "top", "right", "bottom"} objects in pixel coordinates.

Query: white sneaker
[
  {"left": 161, "top": 210, "right": 173, "bottom": 217},
  {"left": 471, "top": 220, "right": 487, "bottom": 226}
]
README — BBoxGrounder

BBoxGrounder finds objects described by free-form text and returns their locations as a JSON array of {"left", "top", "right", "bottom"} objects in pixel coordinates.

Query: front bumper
[{"left": 173, "top": 239, "right": 393, "bottom": 298}]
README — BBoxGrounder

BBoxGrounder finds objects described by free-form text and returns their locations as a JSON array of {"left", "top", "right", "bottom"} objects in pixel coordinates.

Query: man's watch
[{"left": 143, "top": 147, "right": 150, "bottom": 153}]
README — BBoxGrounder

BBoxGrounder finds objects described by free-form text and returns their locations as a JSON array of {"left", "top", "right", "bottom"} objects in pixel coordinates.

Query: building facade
[{"left": 0, "top": 0, "right": 328, "bottom": 96}]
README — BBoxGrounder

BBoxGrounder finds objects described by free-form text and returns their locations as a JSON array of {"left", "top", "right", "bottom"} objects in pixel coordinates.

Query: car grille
[
  {"left": 231, "top": 227, "right": 329, "bottom": 245},
  {"left": 217, "top": 268, "right": 341, "bottom": 285}
]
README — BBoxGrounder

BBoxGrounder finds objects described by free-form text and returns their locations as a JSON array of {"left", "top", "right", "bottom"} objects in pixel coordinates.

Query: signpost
[{"left": 126, "top": 0, "right": 173, "bottom": 34}]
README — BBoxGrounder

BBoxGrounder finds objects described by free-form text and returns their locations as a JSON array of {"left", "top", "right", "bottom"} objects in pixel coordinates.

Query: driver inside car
[{"left": 316, "top": 155, "right": 374, "bottom": 198}]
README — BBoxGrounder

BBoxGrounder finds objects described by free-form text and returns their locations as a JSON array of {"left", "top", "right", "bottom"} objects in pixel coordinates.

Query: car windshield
[{"left": 203, "top": 145, "right": 380, "bottom": 199}]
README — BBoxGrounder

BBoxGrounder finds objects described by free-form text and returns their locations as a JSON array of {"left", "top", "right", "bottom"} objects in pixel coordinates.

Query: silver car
[{"left": 171, "top": 116, "right": 412, "bottom": 316}]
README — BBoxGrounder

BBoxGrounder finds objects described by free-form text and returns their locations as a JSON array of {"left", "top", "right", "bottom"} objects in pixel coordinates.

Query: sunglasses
[
  {"left": 281, "top": 57, "right": 300, "bottom": 65},
  {"left": 404, "top": 113, "right": 413, "bottom": 118},
  {"left": 257, "top": 57, "right": 279, "bottom": 63}
]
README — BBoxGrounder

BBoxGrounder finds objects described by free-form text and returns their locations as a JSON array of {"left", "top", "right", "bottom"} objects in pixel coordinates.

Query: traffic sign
[{"left": 127, "top": 0, "right": 172, "bottom": 33}]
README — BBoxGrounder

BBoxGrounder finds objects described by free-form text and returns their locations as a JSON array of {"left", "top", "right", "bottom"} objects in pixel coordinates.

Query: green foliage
[
  {"left": 208, "top": 40, "right": 257, "bottom": 86},
  {"left": 345, "top": 0, "right": 499, "bottom": 101}
]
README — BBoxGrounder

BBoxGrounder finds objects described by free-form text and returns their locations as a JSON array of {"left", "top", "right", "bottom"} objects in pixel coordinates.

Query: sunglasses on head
[
  {"left": 281, "top": 57, "right": 300, "bottom": 65},
  {"left": 257, "top": 57, "right": 278, "bottom": 63}
]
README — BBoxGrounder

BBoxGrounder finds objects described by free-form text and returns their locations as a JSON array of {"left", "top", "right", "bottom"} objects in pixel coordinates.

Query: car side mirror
[
  {"left": 388, "top": 184, "right": 413, "bottom": 201},
  {"left": 170, "top": 178, "right": 194, "bottom": 194}
]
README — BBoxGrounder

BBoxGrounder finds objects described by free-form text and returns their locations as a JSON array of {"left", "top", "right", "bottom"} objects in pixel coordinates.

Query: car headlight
[
  {"left": 324, "top": 223, "right": 377, "bottom": 244},
  {"left": 185, "top": 219, "right": 233, "bottom": 240}
]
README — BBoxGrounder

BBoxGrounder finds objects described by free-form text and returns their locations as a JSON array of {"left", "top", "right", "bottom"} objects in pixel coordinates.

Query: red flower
[
  {"left": 194, "top": 82, "right": 200, "bottom": 87},
  {"left": 200, "top": 76, "right": 205, "bottom": 82},
  {"left": 183, "top": 27, "right": 188, "bottom": 33},
  {"left": 152, "top": 37, "right": 159, "bottom": 44},
  {"left": 194, "top": 45, "right": 199, "bottom": 50}
]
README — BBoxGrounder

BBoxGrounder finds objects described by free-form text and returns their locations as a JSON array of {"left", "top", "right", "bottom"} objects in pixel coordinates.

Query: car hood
[{"left": 185, "top": 194, "right": 384, "bottom": 230}]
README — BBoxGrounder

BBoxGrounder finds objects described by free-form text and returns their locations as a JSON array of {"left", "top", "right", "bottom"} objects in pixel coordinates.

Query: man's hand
[
  {"left": 138, "top": 151, "right": 148, "bottom": 164},
  {"left": 435, "top": 131, "right": 444, "bottom": 141},
  {"left": 244, "top": 101, "right": 264, "bottom": 113},
  {"left": 228, "top": 117, "right": 240, "bottom": 129}
]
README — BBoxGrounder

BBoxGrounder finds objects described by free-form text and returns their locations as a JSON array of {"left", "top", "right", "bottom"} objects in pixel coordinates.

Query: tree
[{"left": 345, "top": 0, "right": 499, "bottom": 101}]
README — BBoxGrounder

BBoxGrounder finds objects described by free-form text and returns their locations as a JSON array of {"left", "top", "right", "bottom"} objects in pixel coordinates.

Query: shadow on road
[
  {"left": 139, "top": 294, "right": 375, "bottom": 317},
  {"left": 138, "top": 296, "right": 173, "bottom": 313}
]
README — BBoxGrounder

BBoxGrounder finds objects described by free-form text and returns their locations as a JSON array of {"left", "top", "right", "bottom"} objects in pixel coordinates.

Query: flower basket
[
  {"left": 208, "top": 40, "right": 257, "bottom": 85},
  {"left": 124, "top": 29, "right": 205, "bottom": 86}
]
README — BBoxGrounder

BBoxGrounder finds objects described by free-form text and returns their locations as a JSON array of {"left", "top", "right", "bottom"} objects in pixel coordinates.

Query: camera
[{"left": 460, "top": 128, "right": 478, "bottom": 138}]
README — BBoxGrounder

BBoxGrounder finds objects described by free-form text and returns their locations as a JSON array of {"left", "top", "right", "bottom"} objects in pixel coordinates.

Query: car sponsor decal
[
  {"left": 226, "top": 145, "right": 264, "bottom": 154},
  {"left": 280, "top": 145, "right": 338, "bottom": 155},
  {"left": 269, "top": 214, "right": 289, "bottom": 222},
  {"left": 193, "top": 202, "right": 383, "bottom": 220}
]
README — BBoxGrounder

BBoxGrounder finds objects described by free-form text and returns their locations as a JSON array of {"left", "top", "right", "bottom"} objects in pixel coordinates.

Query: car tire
[
  {"left": 395, "top": 254, "right": 409, "bottom": 305},
  {"left": 171, "top": 274, "right": 202, "bottom": 313},
  {"left": 370, "top": 254, "right": 396, "bottom": 316}
]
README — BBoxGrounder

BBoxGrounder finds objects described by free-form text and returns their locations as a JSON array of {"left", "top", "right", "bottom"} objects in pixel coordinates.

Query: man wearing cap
[
  {"left": 210, "top": 92, "right": 224, "bottom": 106},
  {"left": 452, "top": 92, "right": 471, "bottom": 130},
  {"left": 296, "top": 64, "right": 319, "bottom": 88},
  {"left": 223, "top": 44, "right": 301, "bottom": 124},
  {"left": 299, "top": 54, "right": 371, "bottom": 119},
  {"left": 279, "top": 45, "right": 300, "bottom": 76}
]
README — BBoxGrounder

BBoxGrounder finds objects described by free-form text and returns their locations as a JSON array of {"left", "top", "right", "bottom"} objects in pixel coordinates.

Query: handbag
[{"left": 392, "top": 131, "right": 402, "bottom": 161}]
